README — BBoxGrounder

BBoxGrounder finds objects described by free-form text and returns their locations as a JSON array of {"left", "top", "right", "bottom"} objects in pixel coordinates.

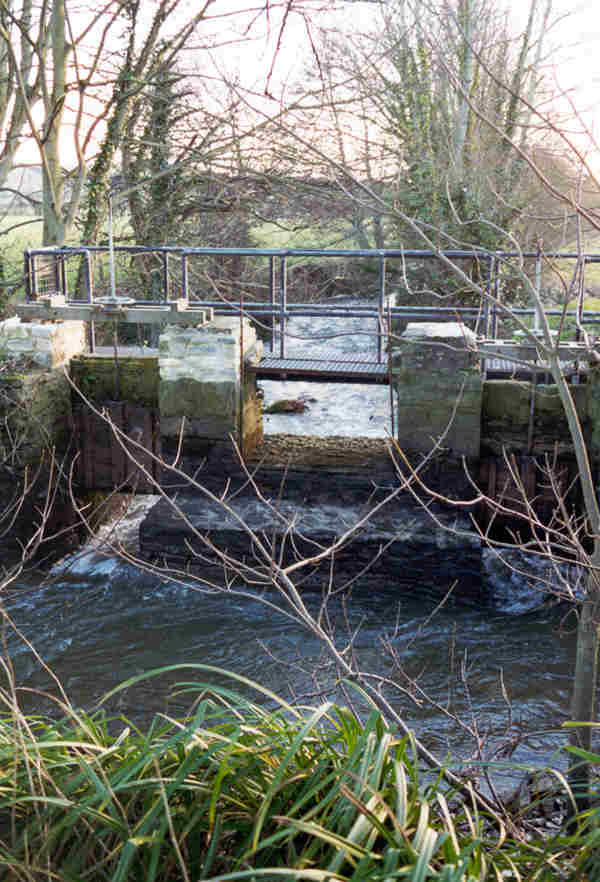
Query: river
[{"left": 2, "top": 302, "right": 578, "bottom": 787}]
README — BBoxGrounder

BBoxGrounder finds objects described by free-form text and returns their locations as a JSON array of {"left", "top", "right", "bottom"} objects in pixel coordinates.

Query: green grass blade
[{"left": 252, "top": 702, "right": 333, "bottom": 851}]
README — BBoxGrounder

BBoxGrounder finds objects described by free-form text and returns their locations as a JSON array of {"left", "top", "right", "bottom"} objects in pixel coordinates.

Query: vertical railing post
[
  {"left": 53, "top": 253, "right": 61, "bottom": 296},
  {"left": 269, "top": 256, "right": 276, "bottom": 353},
  {"left": 60, "top": 252, "right": 67, "bottom": 299},
  {"left": 575, "top": 257, "right": 586, "bottom": 344},
  {"left": 279, "top": 255, "right": 287, "bottom": 359},
  {"left": 108, "top": 192, "right": 117, "bottom": 301},
  {"left": 534, "top": 251, "right": 542, "bottom": 333},
  {"left": 377, "top": 254, "right": 386, "bottom": 363},
  {"left": 31, "top": 254, "right": 39, "bottom": 298},
  {"left": 24, "top": 250, "right": 32, "bottom": 301},
  {"left": 492, "top": 256, "right": 500, "bottom": 338},
  {"left": 85, "top": 250, "right": 94, "bottom": 302},
  {"left": 162, "top": 251, "right": 169, "bottom": 302},
  {"left": 181, "top": 253, "right": 189, "bottom": 303},
  {"left": 481, "top": 256, "right": 491, "bottom": 338},
  {"left": 85, "top": 250, "right": 96, "bottom": 353}
]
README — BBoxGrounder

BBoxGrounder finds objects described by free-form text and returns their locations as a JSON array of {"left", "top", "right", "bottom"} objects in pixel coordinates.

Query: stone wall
[
  {"left": 5, "top": 314, "right": 600, "bottom": 491},
  {"left": 391, "top": 322, "right": 598, "bottom": 462},
  {"left": 158, "top": 316, "right": 263, "bottom": 453},
  {"left": 0, "top": 370, "right": 73, "bottom": 467},
  {"left": 585, "top": 368, "right": 600, "bottom": 463},
  {"left": 70, "top": 354, "right": 159, "bottom": 407},
  {"left": 481, "top": 380, "right": 589, "bottom": 456},
  {"left": 392, "top": 322, "right": 482, "bottom": 458},
  {"left": 0, "top": 318, "right": 86, "bottom": 551},
  {"left": 0, "top": 316, "right": 86, "bottom": 467},
  {"left": 0, "top": 316, "right": 85, "bottom": 368}
]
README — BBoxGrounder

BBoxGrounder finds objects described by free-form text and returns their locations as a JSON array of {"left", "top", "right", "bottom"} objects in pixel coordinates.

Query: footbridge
[
  {"left": 2, "top": 242, "right": 600, "bottom": 548},
  {"left": 5, "top": 244, "right": 600, "bottom": 598},
  {"left": 17, "top": 243, "right": 600, "bottom": 384}
]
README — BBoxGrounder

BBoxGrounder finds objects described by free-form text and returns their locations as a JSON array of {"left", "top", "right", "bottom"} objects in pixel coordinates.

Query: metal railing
[{"left": 23, "top": 245, "right": 600, "bottom": 363}]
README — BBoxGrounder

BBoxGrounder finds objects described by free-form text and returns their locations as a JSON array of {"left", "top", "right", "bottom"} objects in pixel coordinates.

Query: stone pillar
[
  {"left": 0, "top": 316, "right": 86, "bottom": 368},
  {"left": 391, "top": 321, "right": 482, "bottom": 458},
  {"left": 387, "top": 288, "right": 410, "bottom": 341},
  {"left": 159, "top": 316, "right": 263, "bottom": 454},
  {"left": 586, "top": 367, "right": 600, "bottom": 468},
  {"left": 0, "top": 316, "right": 86, "bottom": 467}
]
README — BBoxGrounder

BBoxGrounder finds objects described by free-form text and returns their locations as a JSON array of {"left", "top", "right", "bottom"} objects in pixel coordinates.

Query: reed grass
[{"left": 0, "top": 665, "right": 594, "bottom": 880}]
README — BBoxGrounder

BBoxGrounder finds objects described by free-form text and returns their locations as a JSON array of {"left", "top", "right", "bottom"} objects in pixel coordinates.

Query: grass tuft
[{"left": 0, "top": 666, "right": 595, "bottom": 880}]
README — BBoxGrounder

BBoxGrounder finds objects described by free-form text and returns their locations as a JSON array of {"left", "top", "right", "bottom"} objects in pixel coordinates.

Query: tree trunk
[
  {"left": 569, "top": 544, "right": 600, "bottom": 813},
  {"left": 42, "top": 0, "right": 68, "bottom": 246}
]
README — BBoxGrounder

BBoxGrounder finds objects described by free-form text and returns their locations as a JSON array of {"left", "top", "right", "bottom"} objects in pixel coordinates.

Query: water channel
[{"left": 4, "top": 302, "right": 578, "bottom": 786}]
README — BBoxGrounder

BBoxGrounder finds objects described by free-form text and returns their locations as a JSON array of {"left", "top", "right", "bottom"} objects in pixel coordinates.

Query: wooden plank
[
  {"left": 108, "top": 403, "right": 125, "bottom": 488},
  {"left": 88, "top": 422, "right": 114, "bottom": 487},
  {"left": 123, "top": 403, "right": 154, "bottom": 492},
  {"left": 75, "top": 402, "right": 161, "bottom": 492},
  {"left": 74, "top": 408, "right": 90, "bottom": 489},
  {"left": 152, "top": 409, "right": 161, "bottom": 480},
  {"left": 522, "top": 457, "right": 537, "bottom": 503},
  {"left": 141, "top": 407, "right": 154, "bottom": 490}
]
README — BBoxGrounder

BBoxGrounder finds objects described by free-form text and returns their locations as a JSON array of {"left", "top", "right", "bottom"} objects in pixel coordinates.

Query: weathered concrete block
[
  {"left": 481, "top": 380, "right": 588, "bottom": 456},
  {"left": 586, "top": 368, "right": 600, "bottom": 463},
  {"left": 392, "top": 322, "right": 482, "bottom": 457},
  {"left": 160, "top": 378, "right": 237, "bottom": 422},
  {"left": 158, "top": 317, "right": 263, "bottom": 452},
  {"left": 0, "top": 317, "right": 85, "bottom": 368},
  {"left": 0, "top": 369, "right": 72, "bottom": 465},
  {"left": 392, "top": 322, "right": 479, "bottom": 372}
]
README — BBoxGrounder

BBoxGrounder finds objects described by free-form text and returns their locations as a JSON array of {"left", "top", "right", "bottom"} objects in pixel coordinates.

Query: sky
[
  {"left": 9, "top": 0, "right": 600, "bottom": 174},
  {"left": 260, "top": 0, "right": 600, "bottom": 149},
  {"left": 540, "top": 0, "right": 600, "bottom": 134}
]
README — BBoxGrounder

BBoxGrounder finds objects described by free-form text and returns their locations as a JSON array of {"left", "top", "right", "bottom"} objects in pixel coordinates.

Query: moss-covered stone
[
  {"left": 481, "top": 380, "right": 588, "bottom": 455},
  {"left": 586, "top": 368, "right": 600, "bottom": 462},
  {"left": 159, "top": 378, "right": 237, "bottom": 421},
  {"left": 0, "top": 368, "right": 72, "bottom": 465},
  {"left": 70, "top": 355, "right": 159, "bottom": 407},
  {"left": 482, "top": 381, "right": 530, "bottom": 427},
  {"left": 392, "top": 324, "right": 482, "bottom": 457}
]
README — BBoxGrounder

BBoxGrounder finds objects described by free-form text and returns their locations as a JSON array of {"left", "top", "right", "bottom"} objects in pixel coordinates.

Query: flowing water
[
  {"left": 260, "top": 301, "right": 392, "bottom": 436},
  {"left": 3, "top": 302, "right": 579, "bottom": 786}
]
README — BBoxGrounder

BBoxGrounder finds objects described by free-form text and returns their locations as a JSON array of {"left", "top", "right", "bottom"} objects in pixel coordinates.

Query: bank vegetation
[{"left": 0, "top": 664, "right": 597, "bottom": 881}]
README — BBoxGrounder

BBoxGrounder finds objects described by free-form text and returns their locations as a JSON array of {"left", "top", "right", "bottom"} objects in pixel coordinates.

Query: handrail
[
  {"left": 24, "top": 244, "right": 600, "bottom": 259},
  {"left": 23, "top": 245, "right": 600, "bottom": 363}
]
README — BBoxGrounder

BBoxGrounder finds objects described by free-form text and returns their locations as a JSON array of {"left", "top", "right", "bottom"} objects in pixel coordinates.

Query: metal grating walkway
[
  {"left": 250, "top": 355, "right": 587, "bottom": 385},
  {"left": 484, "top": 357, "right": 585, "bottom": 381},
  {"left": 248, "top": 356, "right": 390, "bottom": 384}
]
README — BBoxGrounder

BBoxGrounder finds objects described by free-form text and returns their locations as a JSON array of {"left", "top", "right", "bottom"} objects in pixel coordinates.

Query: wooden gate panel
[
  {"left": 74, "top": 403, "right": 160, "bottom": 492},
  {"left": 478, "top": 454, "right": 576, "bottom": 532}
]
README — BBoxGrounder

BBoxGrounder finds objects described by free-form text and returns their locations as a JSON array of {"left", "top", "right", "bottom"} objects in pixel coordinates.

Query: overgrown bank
[{"left": 0, "top": 667, "right": 596, "bottom": 881}]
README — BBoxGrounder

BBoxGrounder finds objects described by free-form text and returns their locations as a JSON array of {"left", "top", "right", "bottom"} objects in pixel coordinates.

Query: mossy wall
[
  {"left": 70, "top": 355, "right": 159, "bottom": 408},
  {"left": 0, "top": 366, "right": 78, "bottom": 552},
  {"left": 481, "top": 380, "right": 589, "bottom": 456},
  {"left": 392, "top": 323, "right": 482, "bottom": 457},
  {"left": 585, "top": 367, "right": 600, "bottom": 461},
  {"left": 0, "top": 369, "right": 72, "bottom": 465}
]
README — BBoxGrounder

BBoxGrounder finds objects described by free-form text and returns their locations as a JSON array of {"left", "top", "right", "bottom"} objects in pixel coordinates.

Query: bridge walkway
[
  {"left": 247, "top": 355, "right": 390, "bottom": 384},
  {"left": 248, "top": 354, "right": 586, "bottom": 385}
]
